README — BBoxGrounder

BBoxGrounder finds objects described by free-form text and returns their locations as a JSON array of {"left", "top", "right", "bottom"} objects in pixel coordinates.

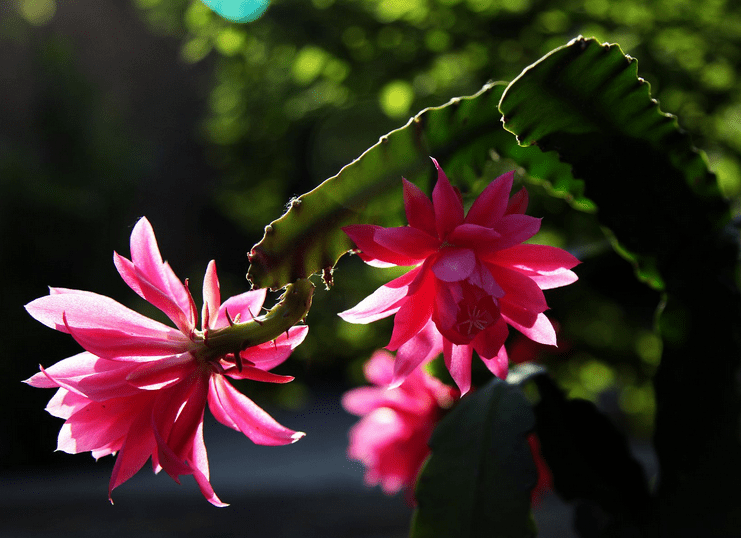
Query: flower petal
[
  {"left": 431, "top": 248, "right": 476, "bottom": 282},
  {"left": 126, "top": 353, "right": 194, "bottom": 390},
  {"left": 114, "top": 253, "right": 194, "bottom": 335},
  {"left": 503, "top": 311, "right": 558, "bottom": 346},
  {"left": 215, "top": 288, "right": 267, "bottom": 328},
  {"left": 386, "top": 275, "right": 435, "bottom": 351},
  {"left": 447, "top": 223, "right": 502, "bottom": 251},
  {"left": 26, "top": 291, "right": 189, "bottom": 359},
  {"left": 208, "top": 376, "right": 305, "bottom": 446},
  {"left": 127, "top": 218, "right": 194, "bottom": 325},
  {"left": 443, "top": 340, "right": 473, "bottom": 395},
  {"left": 465, "top": 171, "right": 514, "bottom": 228},
  {"left": 471, "top": 318, "right": 509, "bottom": 376},
  {"left": 492, "top": 214, "right": 541, "bottom": 250},
  {"left": 202, "top": 260, "right": 221, "bottom": 331},
  {"left": 391, "top": 319, "right": 443, "bottom": 387},
  {"left": 338, "top": 267, "right": 419, "bottom": 324},
  {"left": 343, "top": 225, "right": 429, "bottom": 267},
  {"left": 431, "top": 158, "right": 464, "bottom": 239},
  {"left": 403, "top": 178, "right": 436, "bottom": 236},
  {"left": 372, "top": 226, "right": 440, "bottom": 261},
  {"left": 490, "top": 264, "right": 549, "bottom": 314},
  {"left": 108, "top": 410, "right": 157, "bottom": 503},
  {"left": 505, "top": 187, "right": 529, "bottom": 215}
]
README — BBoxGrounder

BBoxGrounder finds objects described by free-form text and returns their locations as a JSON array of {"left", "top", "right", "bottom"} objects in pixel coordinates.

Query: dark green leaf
[
  {"left": 499, "top": 36, "right": 730, "bottom": 289},
  {"left": 409, "top": 377, "right": 537, "bottom": 538},
  {"left": 247, "top": 82, "right": 581, "bottom": 290}
]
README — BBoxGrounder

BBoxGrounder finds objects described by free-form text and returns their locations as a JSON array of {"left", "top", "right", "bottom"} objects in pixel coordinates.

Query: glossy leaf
[
  {"left": 409, "top": 376, "right": 537, "bottom": 538},
  {"left": 247, "top": 82, "right": 579, "bottom": 290}
]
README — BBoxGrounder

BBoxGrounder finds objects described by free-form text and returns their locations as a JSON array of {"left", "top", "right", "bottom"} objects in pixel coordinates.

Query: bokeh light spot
[{"left": 379, "top": 80, "right": 414, "bottom": 118}]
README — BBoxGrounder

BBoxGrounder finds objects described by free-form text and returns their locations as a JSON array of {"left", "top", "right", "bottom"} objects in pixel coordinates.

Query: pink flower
[
  {"left": 339, "top": 158, "right": 579, "bottom": 394},
  {"left": 24, "top": 217, "right": 311, "bottom": 507},
  {"left": 342, "top": 350, "right": 457, "bottom": 497}
]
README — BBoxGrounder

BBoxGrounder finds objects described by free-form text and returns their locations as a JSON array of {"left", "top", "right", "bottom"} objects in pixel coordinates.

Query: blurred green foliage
[
  {"left": 126, "top": 0, "right": 741, "bottom": 438},
  {"left": 7, "top": 0, "right": 741, "bottom": 447}
]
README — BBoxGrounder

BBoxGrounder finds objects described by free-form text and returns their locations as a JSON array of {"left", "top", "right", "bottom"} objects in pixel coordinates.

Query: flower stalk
[{"left": 193, "top": 279, "right": 314, "bottom": 364}]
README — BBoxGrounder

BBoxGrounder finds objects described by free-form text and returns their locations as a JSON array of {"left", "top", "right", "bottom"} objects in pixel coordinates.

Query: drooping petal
[
  {"left": 208, "top": 375, "right": 305, "bottom": 446},
  {"left": 391, "top": 319, "right": 443, "bottom": 387},
  {"left": 443, "top": 340, "right": 473, "bottom": 395},
  {"left": 471, "top": 317, "right": 509, "bottom": 365},
  {"left": 202, "top": 260, "right": 221, "bottom": 331},
  {"left": 226, "top": 365, "right": 294, "bottom": 384},
  {"left": 386, "top": 275, "right": 435, "bottom": 351},
  {"left": 107, "top": 408, "right": 157, "bottom": 502},
  {"left": 403, "top": 178, "right": 436, "bottom": 236},
  {"left": 465, "top": 170, "right": 514, "bottom": 228},
  {"left": 190, "top": 420, "right": 228, "bottom": 507},
  {"left": 502, "top": 311, "right": 558, "bottom": 346},
  {"left": 338, "top": 267, "right": 420, "bottom": 324},
  {"left": 479, "top": 341, "right": 509, "bottom": 379},
  {"left": 431, "top": 158, "right": 465, "bottom": 240},
  {"left": 431, "top": 248, "right": 476, "bottom": 282}
]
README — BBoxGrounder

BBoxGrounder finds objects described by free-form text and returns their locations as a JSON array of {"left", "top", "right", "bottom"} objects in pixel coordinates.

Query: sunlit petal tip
[{"left": 291, "top": 431, "right": 306, "bottom": 443}]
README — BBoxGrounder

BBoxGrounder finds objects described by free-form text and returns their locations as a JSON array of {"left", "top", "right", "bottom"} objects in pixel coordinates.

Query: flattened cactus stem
[{"left": 196, "top": 279, "right": 314, "bottom": 361}]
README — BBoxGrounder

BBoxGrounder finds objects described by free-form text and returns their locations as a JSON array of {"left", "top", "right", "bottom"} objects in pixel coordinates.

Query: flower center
[{"left": 453, "top": 285, "right": 500, "bottom": 340}]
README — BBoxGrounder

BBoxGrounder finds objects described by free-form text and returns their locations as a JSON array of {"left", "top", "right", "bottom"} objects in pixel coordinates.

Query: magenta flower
[
  {"left": 24, "top": 217, "right": 310, "bottom": 506},
  {"left": 342, "top": 350, "right": 457, "bottom": 496},
  {"left": 339, "top": 158, "right": 579, "bottom": 393}
]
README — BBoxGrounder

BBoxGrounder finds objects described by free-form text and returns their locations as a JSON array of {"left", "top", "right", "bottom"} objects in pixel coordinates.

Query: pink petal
[
  {"left": 26, "top": 291, "right": 189, "bottom": 359},
  {"left": 505, "top": 187, "right": 529, "bottom": 215},
  {"left": 391, "top": 319, "right": 443, "bottom": 387},
  {"left": 190, "top": 421, "right": 228, "bottom": 507},
  {"left": 372, "top": 226, "right": 440, "bottom": 261},
  {"left": 343, "top": 225, "right": 429, "bottom": 267},
  {"left": 28, "top": 352, "right": 143, "bottom": 401},
  {"left": 45, "top": 388, "right": 88, "bottom": 419},
  {"left": 59, "top": 393, "right": 150, "bottom": 455},
  {"left": 465, "top": 171, "right": 515, "bottom": 228},
  {"left": 503, "top": 311, "right": 558, "bottom": 346},
  {"left": 443, "top": 340, "right": 473, "bottom": 395},
  {"left": 431, "top": 158, "right": 464, "bottom": 240},
  {"left": 126, "top": 353, "right": 195, "bottom": 390},
  {"left": 489, "top": 264, "right": 549, "bottom": 313},
  {"left": 127, "top": 218, "right": 194, "bottom": 324},
  {"left": 492, "top": 214, "right": 541, "bottom": 250},
  {"left": 202, "top": 261, "right": 221, "bottom": 331},
  {"left": 107, "top": 408, "right": 157, "bottom": 502},
  {"left": 479, "top": 343, "right": 509, "bottom": 379},
  {"left": 403, "top": 178, "right": 436, "bottom": 236},
  {"left": 490, "top": 244, "right": 581, "bottom": 272},
  {"left": 208, "top": 376, "right": 305, "bottom": 446},
  {"left": 431, "top": 248, "right": 476, "bottom": 282},
  {"left": 447, "top": 223, "right": 502, "bottom": 251},
  {"left": 363, "top": 349, "right": 395, "bottom": 386},
  {"left": 386, "top": 277, "right": 435, "bottom": 351},
  {"left": 114, "top": 253, "right": 193, "bottom": 335},
  {"left": 215, "top": 288, "right": 267, "bottom": 328},
  {"left": 338, "top": 267, "right": 420, "bottom": 324},
  {"left": 471, "top": 318, "right": 509, "bottom": 363}
]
